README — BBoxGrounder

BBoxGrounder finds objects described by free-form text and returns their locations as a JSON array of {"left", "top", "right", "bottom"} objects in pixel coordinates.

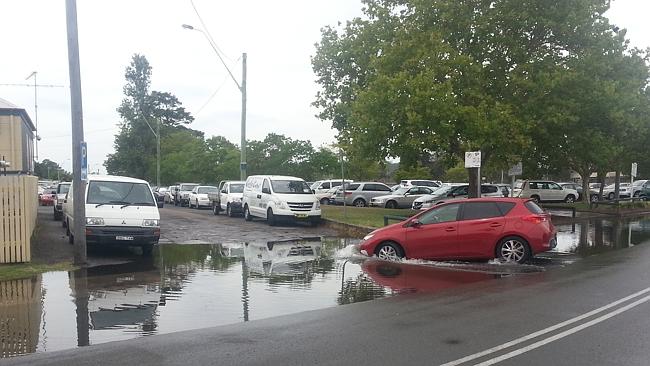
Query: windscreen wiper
[
  {"left": 120, "top": 202, "right": 153, "bottom": 209},
  {"left": 95, "top": 200, "right": 129, "bottom": 208}
]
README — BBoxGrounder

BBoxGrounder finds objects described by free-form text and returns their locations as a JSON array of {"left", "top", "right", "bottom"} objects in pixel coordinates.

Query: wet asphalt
[
  {"left": 8, "top": 221, "right": 650, "bottom": 365},
  {"left": 159, "top": 204, "right": 336, "bottom": 244}
]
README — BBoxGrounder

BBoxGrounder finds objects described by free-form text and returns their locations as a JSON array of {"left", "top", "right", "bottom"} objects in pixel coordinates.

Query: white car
[
  {"left": 517, "top": 180, "right": 579, "bottom": 203},
  {"left": 399, "top": 179, "right": 442, "bottom": 189},
  {"left": 63, "top": 175, "right": 161, "bottom": 256},
  {"left": 164, "top": 185, "right": 177, "bottom": 203},
  {"left": 53, "top": 182, "right": 71, "bottom": 221},
  {"left": 188, "top": 185, "right": 219, "bottom": 209},
  {"left": 310, "top": 179, "right": 352, "bottom": 195},
  {"left": 632, "top": 180, "right": 648, "bottom": 197},
  {"left": 243, "top": 175, "right": 321, "bottom": 226},
  {"left": 602, "top": 183, "right": 631, "bottom": 200},
  {"left": 315, "top": 186, "right": 340, "bottom": 205},
  {"left": 174, "top": 183, "right": 199, "bottom": 206},
  {"left": 214, "top": 181, "right": 245, "bottom": 216}
]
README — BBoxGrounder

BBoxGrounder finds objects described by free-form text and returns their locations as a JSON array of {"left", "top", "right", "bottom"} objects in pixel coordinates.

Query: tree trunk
[
  {"left": 614, "top": 171, "right": 621, "bottom": 200},
  {"left": 579, "top": 169, "right": 591, "bottom": 204}
]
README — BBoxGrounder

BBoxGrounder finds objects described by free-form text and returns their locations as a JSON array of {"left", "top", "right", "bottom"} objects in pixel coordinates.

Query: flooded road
[{"left": 2, "top": 216, "right": 650, "bottom": 358}]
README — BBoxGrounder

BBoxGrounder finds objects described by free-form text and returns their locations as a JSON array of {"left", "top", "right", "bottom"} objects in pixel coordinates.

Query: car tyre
[
  {"left": 353, "top": 198, "right": 366, "bottom": 207},
  {"left": 496, "top": 236, "right": 530, "bottom": 264},
  {"left": 530, "top": 195, "right": 540, "bottom": 204},
  {"left": 375, "top": 241, "right": 404, "bottom": 261},
  {"left": 267, "top": 208, "right": 276, "bottom": 226},
  {"left": 590, "top": 194, "right": 599, "bottom": 203},
  {"left": 320, "top": 198, "right": 329, "bottom": 205},
  {"left": 564, "top": 195, "right": 575, "bottom": 203},
  {"left": 68, "top": 232, "right": 74, "bottom": 245},
  {"left": 608, "top": 192, "right": 615, "bottom": 200},
  {"left": 213, "top": 203, "right": 219, "bottom": 215},
  {"left": 244, "top": 205, "right": 253, "bottom": 221},
  {"left": 226, "top": 204, "right": 234, "bottom": 217},
  {"left": 385, "top": 200, "right": 398, "bottom": 209}
]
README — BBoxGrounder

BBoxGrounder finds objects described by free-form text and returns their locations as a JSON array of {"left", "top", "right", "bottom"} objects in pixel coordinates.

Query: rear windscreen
[{"left": 524, "top": 201, "right": 545, "bottom": 214}]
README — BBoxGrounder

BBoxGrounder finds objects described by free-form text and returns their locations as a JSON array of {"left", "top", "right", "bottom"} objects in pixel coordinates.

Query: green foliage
[
  {"left": 34, "top": 159, "right": 71, "bottom": 181},
  {"left": 444, "top": 166, "right": 469, "bottom": 183}
]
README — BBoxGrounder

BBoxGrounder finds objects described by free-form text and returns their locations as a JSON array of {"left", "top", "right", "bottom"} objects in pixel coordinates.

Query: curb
[{"left": 321, "top": 218, "right": 376, "bottom": 237}]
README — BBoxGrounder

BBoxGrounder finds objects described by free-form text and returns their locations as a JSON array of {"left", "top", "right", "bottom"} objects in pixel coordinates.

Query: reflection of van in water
[
  {"left": 242, "top": 175, "right": 321, "bottom": 226},
  {"left": 244, "top": 240, "right": 322, "bottom": 276},
  {"left": 63, "top": 175, "right": 162, "bottom": 256}
]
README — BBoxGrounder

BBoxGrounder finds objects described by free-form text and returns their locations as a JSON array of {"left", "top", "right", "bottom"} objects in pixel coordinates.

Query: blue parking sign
[{"left": 81, "top": 141, "right": 87, "bottom": 181}]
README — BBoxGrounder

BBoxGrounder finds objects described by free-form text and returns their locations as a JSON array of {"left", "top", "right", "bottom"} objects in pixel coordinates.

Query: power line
[
  {"left": 0, "top": 83, "right": 65, "bottom": 88},
  {"left": 189, "top": 0, "right": 234, "bottom": 63},
  {"left": 194, "top": 73, "right": 230, "bottom": 116}
]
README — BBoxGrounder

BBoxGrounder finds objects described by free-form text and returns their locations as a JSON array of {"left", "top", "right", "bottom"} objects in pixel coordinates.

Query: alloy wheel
[
  {"left": 377, "top": 245, "right": 400, "bottom": 261},
  {"left": 500, "top": 239, "right": 526, "bottom": 263}
]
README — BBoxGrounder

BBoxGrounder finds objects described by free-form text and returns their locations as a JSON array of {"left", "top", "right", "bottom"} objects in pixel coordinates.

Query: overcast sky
[{"left": 0, "top": 0, "right": 648, "bottom": 174}]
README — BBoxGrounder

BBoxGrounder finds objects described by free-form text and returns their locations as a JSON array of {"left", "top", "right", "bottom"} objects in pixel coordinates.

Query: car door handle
[
  {"left": 489, "top": 223, "right": 502, "bottom": 228},
  {"left": 257, "top": 194, "right": 261, "bottom": 199},
  {"left": 445, "top": 227, "right": 456, "bottom": 232}
]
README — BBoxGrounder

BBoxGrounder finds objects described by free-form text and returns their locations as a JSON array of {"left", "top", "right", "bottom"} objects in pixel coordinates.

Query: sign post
[
  {"left": 508, "top": 162, "right": 523, "bottom": 197},
  {"left": 631, "top": 162, "right": 638, "bottom": 196},
  {"left": 80, "top": 142, "right": 87, "bottom": 181},
  {"left": 465, "top": 151, "right": 481, "bottom": 198}
]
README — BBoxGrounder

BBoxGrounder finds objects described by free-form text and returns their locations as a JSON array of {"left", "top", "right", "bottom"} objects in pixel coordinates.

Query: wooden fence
[
  {"left": 0, "top": 276, "right": 43, "bottom": 357},
  {"left": 0, "top": 176, "right": 38, "bottom": 263}
]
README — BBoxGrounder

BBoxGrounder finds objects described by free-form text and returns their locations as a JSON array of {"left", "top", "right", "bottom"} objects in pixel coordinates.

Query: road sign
[
  {"left": 80, "top": 141, "right": 87, "bottom": 181},
  {"left": 632, "top": 162, "right": 638, "bottom": 178},
  {"left": 508, "top": 162, "right": 523, "bottom": 176},
  {"left": 464, "top": 151, "right": 481, "bottom": 168}
]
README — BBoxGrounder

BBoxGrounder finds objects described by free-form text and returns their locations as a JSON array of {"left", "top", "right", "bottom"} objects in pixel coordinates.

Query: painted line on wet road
[{"left": 440, "top": 287, "right": 650, "bottom": 366}]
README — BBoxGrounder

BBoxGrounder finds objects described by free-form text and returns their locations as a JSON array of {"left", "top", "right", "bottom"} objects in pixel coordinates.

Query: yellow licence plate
[{"left": 295, "top": 214, "right": 308, "bottom": 219}]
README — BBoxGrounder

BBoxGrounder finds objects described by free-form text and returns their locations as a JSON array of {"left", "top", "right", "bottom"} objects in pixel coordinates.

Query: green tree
[
  {"left": 105, "top": 54, "right": 194, "bottom": 181},
  {"left": 34, "top": 159, "right": 71, "bottom": 181}
]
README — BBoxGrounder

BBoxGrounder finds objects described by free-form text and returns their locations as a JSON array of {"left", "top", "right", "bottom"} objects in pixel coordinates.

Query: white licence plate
[{"left": 116, "top": 236, "right": 134, "bottom": 241}]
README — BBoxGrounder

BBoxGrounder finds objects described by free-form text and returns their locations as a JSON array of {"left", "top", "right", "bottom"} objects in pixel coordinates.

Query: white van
[
  {"left": 63, "top": 175, "right": 162, "bottom": 255},
  {"left": 243, "top": 175, "right": 321, "bottom": 226},
  {"left": 310, "top": 179, "right": 352, "bottom": 194}
]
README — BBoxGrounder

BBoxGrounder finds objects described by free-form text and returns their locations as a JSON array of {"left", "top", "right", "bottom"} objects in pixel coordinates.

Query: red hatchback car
[{"left": 359, "top": 198, "right": 557, "bottom": 263}]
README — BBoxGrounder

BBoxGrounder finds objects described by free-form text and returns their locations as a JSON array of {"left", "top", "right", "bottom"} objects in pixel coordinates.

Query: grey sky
[{"left": 0, "top": 0, "right": 647, "bottom": 174}]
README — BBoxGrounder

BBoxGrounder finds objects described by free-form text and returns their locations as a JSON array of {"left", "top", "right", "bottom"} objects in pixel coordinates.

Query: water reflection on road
[{"left": 2, "top": 216, "right": 650, "bottom": 358}]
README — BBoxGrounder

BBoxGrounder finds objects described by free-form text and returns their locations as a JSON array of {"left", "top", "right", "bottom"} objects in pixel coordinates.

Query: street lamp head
[{"left": 182, "top": 24, "right": 195, "bottom": 30}]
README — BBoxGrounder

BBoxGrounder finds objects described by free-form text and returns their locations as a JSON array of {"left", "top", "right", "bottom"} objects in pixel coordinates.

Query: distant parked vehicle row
[
  {"left": 209, "top": 180, "right": 245, "bottom": 217},
  {"left": 370, "top": 186, "right": 437, "bottom": 209},
  {"left": 412, "top": 184, "right": 504, "bottom": 210}
]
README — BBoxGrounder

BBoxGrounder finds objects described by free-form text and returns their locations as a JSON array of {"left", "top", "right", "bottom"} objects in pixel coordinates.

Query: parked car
[
  {"left": 310, "top": 179, "right": 351, "bottom": 195},
  {"left": 53, "top": 182, "right": 71, "bottom": 221},
  {"left": 359, "top": 198, "right": 557, "bottom": 264},
  {"left": 637, "top": 184, "right": 650, "bottom": 200},
  {"left": 412, "top": 184, "right": 504, "bottom": 210},
  {"left": 315, "top": 186, "right": 340, "bottom": 205},
  {"left": 602, "top": 183, "right": 632, "bottom": 200},
  {"left": 400, "top": 179, "right": 442, "bottom": 189},
  {"left": 331, "top": 182, "right": 393, "bottom": 207},
  {"left": 495, "top": 184, "right": 511, "bottom": 197},
  {"left": 517, "top": 180, "right": 579, "bottom": 203},
  {"left": 558, "top": 182, "right": 599, "bottom": 202},
  {"left": 174, "top": 183, "right": 199, "bottom": 206},
  {"left": 210, "top": 181, "right": 245, "bottom": 216},
  {"left": 242, "top": 175, "right": 321, "bottom": 226},
  {"left": 63, "top": 175, "right": 162, "bottom": 256},
  {"left": 369, "top": 186, "right": 437, "bottom": 209},
  {"left": 39, "top": 188, "right": 56, "bottom": 206},
  {"left": 187, "top": 185, "right": 219, "bottom": 209},
  {"left": 632, "top": 180, "right": 649, "bottom": 197},
  {"left": 164, "top": 185, "right": 178, "bottom": 203}
]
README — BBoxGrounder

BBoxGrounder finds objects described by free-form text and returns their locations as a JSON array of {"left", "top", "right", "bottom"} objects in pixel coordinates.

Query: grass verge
[
  {"left": 0, "top": 261, "right": 76, "bottom": 281},
  {"left": 321, "top": 205, "right": 419, "bottom": 228}
]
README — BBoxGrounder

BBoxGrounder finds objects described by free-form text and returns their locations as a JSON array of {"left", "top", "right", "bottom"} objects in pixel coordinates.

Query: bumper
[
  {"left": 227, "top": 201, "right": 244, "bottom": 212},
  {"left": 369, "top": 201, "right": 386, "bottom": 208},
  {"left": 54, "top": 203, "right": 63, "bottom": 213},
  {"left": 85, "top": 226, "right": 160, "bottom": 245},
  {"left": 275, "top": 213, "right": 321, "bottom": 223},
  {"left": 197, "top": 199, "right": 211, "bottom": 206}
]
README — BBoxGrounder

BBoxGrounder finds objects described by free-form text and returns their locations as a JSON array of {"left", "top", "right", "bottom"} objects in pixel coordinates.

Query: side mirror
[
  {"left": 408, "top": 219, "right": 422, "bottom": 228},
  {"left": 262, "top": 188, "right": 271, "bottom": 194},
  {"left": 221, "top": 189, "right": 227, "bottom": 194}
]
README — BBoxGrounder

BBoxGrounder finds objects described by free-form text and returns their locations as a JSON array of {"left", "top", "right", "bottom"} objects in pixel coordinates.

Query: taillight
[
  {"left": 344, "top": 192, "right": 352, "bottom": 195},
  {"left": 522, "top": 215, "right": 547, "bottom": 224}
]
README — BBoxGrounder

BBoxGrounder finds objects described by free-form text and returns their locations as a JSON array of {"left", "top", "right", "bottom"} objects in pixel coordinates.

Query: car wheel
[
  {"left": 244, "top": 205, "right": 252, "bottom": 221},
  {"left": 633, "top": 191, "right": 640, "bottom": 198},
  {"left": 385, "top": 200, "right": 398, "bottom": 209},
  {"left": 226, "top": 204, "right": 234, "bottom": 217},
  {"left": 608, "top": 192, "right": 615, "bottom": 200},
  {"left": 68, "top": 232, "right": 74, "bottom": 245},
  {"left": 267, "top": 208, "right": 276, "bottom": 226},
  {"left": 531, "top": 195, "right": 540, "bottom": 204},
  {"left": 496, "top": 236, "right": 530, "bottom": 264},
  {"left": 591, "top": 194, "right": 599, "bottom": 203},
  {"left": 375, "top": 241, "right": 404, "bottom": 261},
  {"left": 564, "top": 195, "right": 575, "bottom": 203},
  {"left": 320, "top": 198, "right": 329, "bottom": 205},
  {"left": 195, "top": 200, "right": 199, "bottom": 209},
  {"left": 353, "top": 198, "right": 366, "bottom": 207},
  {"left": 213, "top": 203, "right": 219, "bottom": 215},
  {"left": 142, "top": 244, "right": 154, "bottom": 257}
]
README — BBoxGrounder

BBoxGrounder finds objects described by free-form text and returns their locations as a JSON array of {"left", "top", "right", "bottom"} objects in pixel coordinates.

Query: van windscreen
[
  {"left": 87, "top": 181, "right": 155, "bottom": 206},
  {"left": 271, "top": 180, "right": 312, "bottom": 194}
]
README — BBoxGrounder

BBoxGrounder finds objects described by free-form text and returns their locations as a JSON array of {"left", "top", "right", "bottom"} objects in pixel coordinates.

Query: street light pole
[{"left": 182, "top": 24, "right": 247, "bottom": 180}]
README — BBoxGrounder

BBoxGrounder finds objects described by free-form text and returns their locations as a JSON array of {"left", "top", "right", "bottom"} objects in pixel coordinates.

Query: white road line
[
  {"left": 439, "top": 287, "right": 650, "bottom": 366},
  {"left": 474, "top": 294, "right": 650, "bottom": 365}
]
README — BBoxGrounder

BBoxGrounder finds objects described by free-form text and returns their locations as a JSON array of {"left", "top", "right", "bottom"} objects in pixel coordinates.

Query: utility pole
[
  {"left": 65, "top": 0, "right": 87, "bottom": 265},
  {"left": 157, "top": 119, "right": 161, "bottom": 188},
  {"left": 25, "top": 72, "right": 39, "bottom": 161},
  {"left": 240, "top": 53, "right": 247, "bottom": 181}
]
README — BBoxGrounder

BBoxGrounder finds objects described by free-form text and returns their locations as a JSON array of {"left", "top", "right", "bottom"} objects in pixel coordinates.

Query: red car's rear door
[
  {"left": 405, "top": 203, "right": 461, "bottom": 260},
  {"left": 456, "top": 201, "right": 509, "bottom": 258}
]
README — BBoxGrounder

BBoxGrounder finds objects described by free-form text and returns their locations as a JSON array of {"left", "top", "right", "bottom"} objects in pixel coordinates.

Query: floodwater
[{"left": 2, "top": 216, "right": 650, "bottom": 358}]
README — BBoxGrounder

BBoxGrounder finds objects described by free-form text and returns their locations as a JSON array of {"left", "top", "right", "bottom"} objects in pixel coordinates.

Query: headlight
[
  {"left": 142, "top": 219, "right": 160, "bottom": 227},
  {"left": 315, "top": 200, "right": 321, "bottom": 210},
  {"left": 273, "top": 200, "right": 287, "bottom": 209},
  {"left": 86, "top": 217, "right": 105, "bottom": 226},
  {"left": 374, "top": 199, "right": 385, "bottom": 203},
  {"left": 363, "top": 233, "right": 375, "bottom": 241}
]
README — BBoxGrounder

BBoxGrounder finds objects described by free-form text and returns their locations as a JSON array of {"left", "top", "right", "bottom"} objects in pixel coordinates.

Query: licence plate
[
  {"left": 295, "top": 214, "right": 308, "bottom": 219},
  {"left": 116, "top": 236, "right": 134, "bottom": 241}
]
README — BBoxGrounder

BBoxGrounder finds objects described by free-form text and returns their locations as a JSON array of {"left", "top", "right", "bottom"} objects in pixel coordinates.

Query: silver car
[
  {"left": 369, "top": 186, "right": 437, "bottom": 209},
  {"left": 331, "top": 182, "right": 393, "bottom": 207},
  {"left": 412, "top": 184, "right": 504, "bottom": 210}
]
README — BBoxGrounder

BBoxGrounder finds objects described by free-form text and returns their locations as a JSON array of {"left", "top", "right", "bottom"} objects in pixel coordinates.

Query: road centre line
[
  {"left": 439, "top": 287, "right": 650, "bottom": 366},
  {"left": 473, "top": 294, "right": 650, "bottom": 365}
]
